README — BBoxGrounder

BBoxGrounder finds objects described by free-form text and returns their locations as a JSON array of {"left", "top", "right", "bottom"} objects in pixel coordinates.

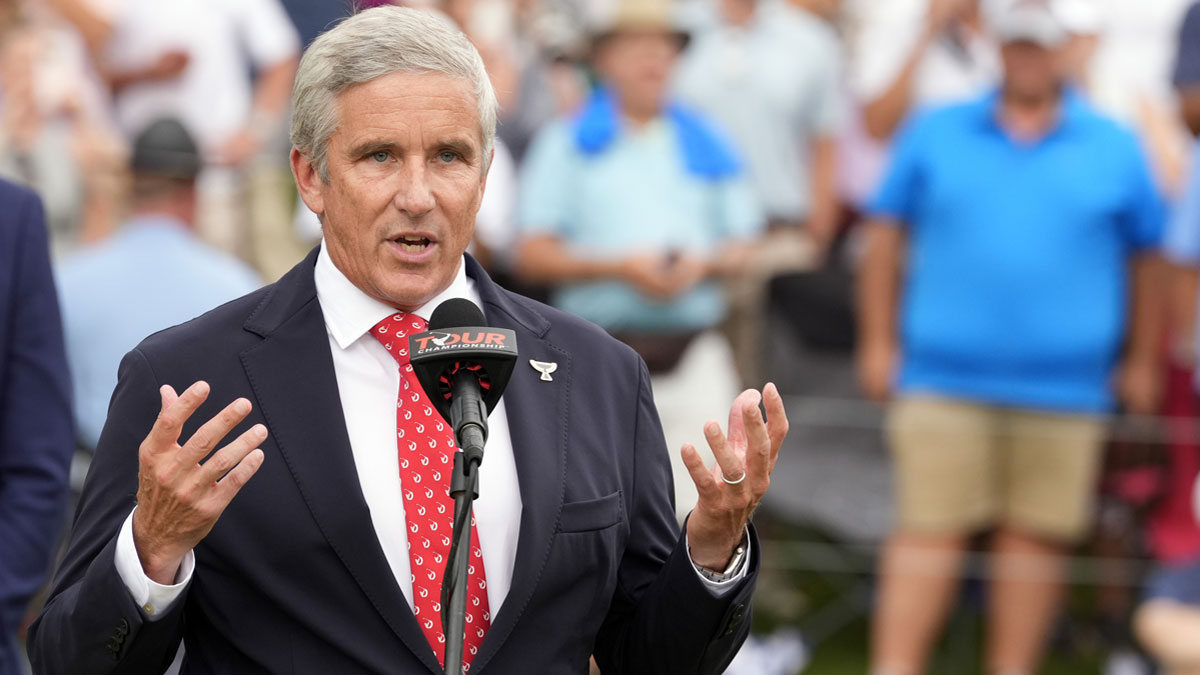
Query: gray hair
[{"left": 290, "top": 6, "right": 498, "bottom": 182}]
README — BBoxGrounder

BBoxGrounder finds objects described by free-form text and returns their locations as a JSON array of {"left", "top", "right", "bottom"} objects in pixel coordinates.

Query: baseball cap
[
  {"left": 985, "top": 0, "right": 1070, "bottom": 47},
  {"left": 131, "top": 117, "right": 202, "bottom": 180}
]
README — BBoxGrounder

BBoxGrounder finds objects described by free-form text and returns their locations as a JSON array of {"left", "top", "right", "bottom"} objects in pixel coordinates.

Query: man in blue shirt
[
  {"left": 57, "top": 119, "right": 261, "bottom": 451},
  {"left": 856, "top": 1, "right": 1166, "bottom": 673},
  {"left": 515, "top": 1, "right": 763, "bottom": 522}
]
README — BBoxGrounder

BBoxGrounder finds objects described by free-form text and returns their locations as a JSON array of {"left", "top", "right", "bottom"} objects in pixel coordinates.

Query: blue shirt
[
  {"left": 870, "top": 91, "right": 1165, "bottom": 412},
  {"left": 56, "top": 216, "right": 262, "bottom": 447},
  {"left": 518, "top": 116, "right": 762, "bottom": 332}
]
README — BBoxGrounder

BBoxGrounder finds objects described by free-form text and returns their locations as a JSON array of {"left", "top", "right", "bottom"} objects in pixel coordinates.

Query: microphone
[
  {"left": 407, "top": 298, "right": 518, "bottom": 460},
  {"left": 407, "top": 299, "right": 518, "bottom": 675}
]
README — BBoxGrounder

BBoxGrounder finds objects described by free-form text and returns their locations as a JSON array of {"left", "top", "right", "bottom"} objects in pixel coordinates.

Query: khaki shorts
[{"left": 887, "top": 395, "right": 1107, "bottom": 542}]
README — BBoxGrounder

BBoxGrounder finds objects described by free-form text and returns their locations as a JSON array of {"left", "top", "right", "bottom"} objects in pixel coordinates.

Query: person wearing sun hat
[
  {"left": 515, "top": 0, "right": 764, "bottom": 524},
  {"left": 859, "top": 1, "right": 1167, "bottom": 673}
]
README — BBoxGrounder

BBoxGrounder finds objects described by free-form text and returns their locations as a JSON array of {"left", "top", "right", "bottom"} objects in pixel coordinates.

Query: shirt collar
[
  {"left": 976, "top": 86, "right": 1088, "bottom": 134},
  {"left": 314, "top": 241, "right": 477, "bottom": 350}
]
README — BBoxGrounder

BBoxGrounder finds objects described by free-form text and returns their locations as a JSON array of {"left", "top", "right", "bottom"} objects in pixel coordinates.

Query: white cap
[
  {"left": 985, "top": 0, "right": 1070, "bottom": 47},
  {"left": 1056, "top": 0, "right": 1103, "bottom": 36}
]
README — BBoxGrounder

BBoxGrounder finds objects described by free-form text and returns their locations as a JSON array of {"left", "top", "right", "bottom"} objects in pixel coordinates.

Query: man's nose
[{"left": 393, "top": 160, "right": 436, "bottom": 217}]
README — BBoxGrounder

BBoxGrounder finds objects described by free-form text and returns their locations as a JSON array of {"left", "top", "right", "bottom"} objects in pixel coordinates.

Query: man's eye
[
  {"left": 371, "top": 151, "right": 389, "bottom": 162},
  {"left": 438, "top": 151, "right": 458, "bottom": 163}
]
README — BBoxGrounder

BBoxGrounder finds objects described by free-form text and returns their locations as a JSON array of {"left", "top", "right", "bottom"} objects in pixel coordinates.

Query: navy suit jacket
[
  {"left": 29, "top": 250, "right": 756, "bottom": 674},
  {"left": 0, "top": 181, "right": 73, "bottom": 675}
]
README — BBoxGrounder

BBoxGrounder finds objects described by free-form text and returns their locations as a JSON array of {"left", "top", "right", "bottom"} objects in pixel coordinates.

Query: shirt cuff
[
  {"left": 114, "top": 508, "right": 195, "bottom": 620},
  {"left": 686, "top": 528, "right": 752, "bottom": 597}
]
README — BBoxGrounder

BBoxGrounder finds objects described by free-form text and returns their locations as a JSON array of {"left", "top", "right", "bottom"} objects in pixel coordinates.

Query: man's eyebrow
[
  {"left": 438, "top": 138, "right": 478, "bottom": 158},
  {"left": 346, "top": 139, "right": 395, "bottom": 157}
]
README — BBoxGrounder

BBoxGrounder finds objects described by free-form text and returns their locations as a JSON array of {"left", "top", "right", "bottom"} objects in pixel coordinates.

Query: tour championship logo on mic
[{"left": 411, "top": 330, "right": 513, "bottom": 358}]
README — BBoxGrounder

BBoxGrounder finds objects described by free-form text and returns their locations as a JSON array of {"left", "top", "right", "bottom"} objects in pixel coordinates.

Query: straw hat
[{"left": 587, "top": 0, "right": 690, "bottom": 51}]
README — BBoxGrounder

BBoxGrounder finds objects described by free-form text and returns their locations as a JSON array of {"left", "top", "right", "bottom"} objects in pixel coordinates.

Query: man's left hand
[{"left": 682, "top": 383, "right": 788, "bottom": 571}]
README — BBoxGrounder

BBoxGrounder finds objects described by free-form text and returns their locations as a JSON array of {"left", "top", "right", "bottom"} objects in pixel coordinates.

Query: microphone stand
[{"left": 442, "top": 372, "right": 488, "bottom": 675}]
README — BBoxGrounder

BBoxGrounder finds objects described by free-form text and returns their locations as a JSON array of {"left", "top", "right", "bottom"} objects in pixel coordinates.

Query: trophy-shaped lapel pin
[{"left": 529, "top": 359, "right": 557, "bottom": 382}]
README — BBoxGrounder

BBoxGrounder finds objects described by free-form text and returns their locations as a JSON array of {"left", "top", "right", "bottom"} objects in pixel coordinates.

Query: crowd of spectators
[{"left": 8, "top": 0, "right": 1200, "bottom": 673}]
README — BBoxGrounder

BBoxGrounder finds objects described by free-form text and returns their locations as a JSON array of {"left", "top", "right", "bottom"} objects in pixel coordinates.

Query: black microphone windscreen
[{"left": 429, "top": 298, "right": 486, "bottom": 330}]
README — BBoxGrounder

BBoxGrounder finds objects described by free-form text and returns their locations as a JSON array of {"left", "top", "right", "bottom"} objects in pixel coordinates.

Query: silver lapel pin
[{"left": 529, "top": 359, "right": 558, "bottom": 382}]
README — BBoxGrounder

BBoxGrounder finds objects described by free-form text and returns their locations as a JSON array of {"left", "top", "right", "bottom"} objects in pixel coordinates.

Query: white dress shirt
[{"left": 114, "top": 243, "right": 744, "bottom": 619}]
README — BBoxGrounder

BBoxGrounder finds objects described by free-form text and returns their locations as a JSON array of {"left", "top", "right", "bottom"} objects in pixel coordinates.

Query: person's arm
[
  {"left": 806, "top": 135, "right": 840, "bottom": 254},
  {"left": 1170, "top": 263, "right": 1199, "bottom": 366},
  {"left": 856, "top": 220, "right": 907, "bottom": 401},
  {"left": 212, "top": 55, "right": 299, "bottom": 166},
  {"left": 0, "top": 190, "right": 74, "bottom": 646},
  {"left": 862, "top": 28, "right": 936, "bottom": 140},
  {"left": 862, "top": 0, "right": 972, "bottom": 140},
  {"left": 1117, "top": 253, "right": 1168, "bottom": 414},
  {"left": 516, "top": 234, "right": 687, "bottom": 299},
  {"left": 104, "top": 50, "right": 191, "bottom": 95}
]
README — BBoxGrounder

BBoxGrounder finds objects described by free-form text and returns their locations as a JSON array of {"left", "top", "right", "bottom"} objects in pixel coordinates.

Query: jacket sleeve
[
  {"left": 0, "top": 190, "right": 75, "bottom": 666},
  {"left": 28, "top": 349, "right": 185, "bottom": 675},
  {"left": 593, "top": 358, "right": 757, "bottom": 674}
]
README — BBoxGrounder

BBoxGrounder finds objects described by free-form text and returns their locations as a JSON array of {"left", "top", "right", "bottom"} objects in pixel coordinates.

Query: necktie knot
[{"left": 371, "top": 312, "right": 428, "bottom": 366}]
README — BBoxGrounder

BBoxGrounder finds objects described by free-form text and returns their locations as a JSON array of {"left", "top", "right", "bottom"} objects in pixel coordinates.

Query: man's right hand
[
  {"left": 132, "top": 381, "right": 266, "bottom": 585},
  {"left": 857, "top": 340, "right": 896, "bottom": 402}
]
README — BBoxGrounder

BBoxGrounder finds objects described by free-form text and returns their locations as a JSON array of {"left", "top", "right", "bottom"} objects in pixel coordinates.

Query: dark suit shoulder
[{"left": 0, "top": 180, "right": 43, "bottom": 246}]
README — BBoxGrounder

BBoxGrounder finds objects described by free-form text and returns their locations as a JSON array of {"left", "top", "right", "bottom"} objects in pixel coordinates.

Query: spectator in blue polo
[
  {"left": 514, "top": 0, "right": 763, "bottom": 524},
  {"left": 855, "top": 0, "right": 1167, "bottom": 673}
]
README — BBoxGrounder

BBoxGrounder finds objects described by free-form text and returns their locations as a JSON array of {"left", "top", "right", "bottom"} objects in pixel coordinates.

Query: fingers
[
  {"left": 763, "top": 382, "right": 789, "bottom": 472},
  {"left": 681, "top": 444, "right": 718, "bottom": 500},
  {"left": 213, "top": 446, "right": 266, "bottom": 505},
  {"left": 200, "top": 423, "right": 267, "bottom": 483},
  {"left": 704, "top": 420, "right": 748, "bottom": 487},
  {"left": 741, "top": 392, "right": 772, "bottom": 481},
  {"left": 725, "top": 389, "right": 759, "bottom": 451},
  {"left": 145, "top": 381, "right": 210, "bottom": 451},
  {"left": 180, "top": 397, "right": 254, "bottom": 463}
]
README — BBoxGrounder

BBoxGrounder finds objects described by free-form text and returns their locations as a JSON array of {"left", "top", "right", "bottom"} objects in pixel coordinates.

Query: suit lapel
[
  {"left": 465, "top": 258, "right": 569, "bottom": 673},
  {"left": 238, "top": 250, "right": 442, "bottom": 674}
]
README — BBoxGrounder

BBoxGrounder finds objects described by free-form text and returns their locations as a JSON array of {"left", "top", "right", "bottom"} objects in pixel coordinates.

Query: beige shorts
[{"left": 887, "top": 395, "right": 1107, "bottom": 542}]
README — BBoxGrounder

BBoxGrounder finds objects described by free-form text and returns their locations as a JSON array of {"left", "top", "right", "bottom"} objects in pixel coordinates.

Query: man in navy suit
[
  {"left": 0, "top": 180, "right": 74, "bottom": 674},
  {"left": 30, "top": 7, "right": 787, "bottom": 674}
]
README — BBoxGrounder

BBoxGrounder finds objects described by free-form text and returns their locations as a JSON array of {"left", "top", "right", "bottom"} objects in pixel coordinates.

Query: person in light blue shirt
[
  {"left": 515, "top": 4, "right": 763, "bottom": 522},
  {"left": 673, "top": 0, "right": 842, "bottom": 239},
  {"left": 57, "top": 119, "right": 261, "bottom": 450},
  {"left": 857, "top": 2, "right": 1166, "bottom": 673}
]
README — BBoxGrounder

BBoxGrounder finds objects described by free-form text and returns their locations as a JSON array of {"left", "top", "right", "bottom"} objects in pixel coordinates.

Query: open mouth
[{"left": 393, "top": 234, "right": 433, "bottom": 253}]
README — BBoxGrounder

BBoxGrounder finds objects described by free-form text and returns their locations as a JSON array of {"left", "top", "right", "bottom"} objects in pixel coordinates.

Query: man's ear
[{"left": 291, "top": 147, "right": 326, "bottom": 217}]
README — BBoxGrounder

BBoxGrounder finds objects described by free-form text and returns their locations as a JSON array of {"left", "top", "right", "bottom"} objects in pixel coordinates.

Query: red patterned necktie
[{"left": 371, "top": 311, "right": 491, "bottom": 671}]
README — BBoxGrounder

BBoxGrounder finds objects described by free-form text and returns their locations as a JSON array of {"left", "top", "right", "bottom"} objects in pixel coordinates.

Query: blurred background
[{"left": 12, "top": 0, "right": 1200, "bottom": 672}]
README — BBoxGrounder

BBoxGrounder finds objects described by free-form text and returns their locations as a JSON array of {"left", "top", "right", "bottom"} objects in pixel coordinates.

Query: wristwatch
[{"left": 692, "top": 531, "right": 749, "bottom": 583}]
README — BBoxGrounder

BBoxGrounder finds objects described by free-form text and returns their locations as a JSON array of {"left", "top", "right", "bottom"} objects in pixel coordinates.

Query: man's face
[
  {"left": 293, "top": 71, "right": 489, "bottom": 310},
  {"left": 595, "top": 30, "right": 680, "bottom": 113},
  {"left": 1001, "top": 41, "right": 1064, "bottom": 99}
]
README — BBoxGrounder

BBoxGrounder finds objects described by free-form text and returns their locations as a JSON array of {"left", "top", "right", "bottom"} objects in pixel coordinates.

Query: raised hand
[
  {"left": 132, "top": 381, "right": 266, "bottom": 584},
  {"left": 681, "top": 383, "right": 788, "bottom": 571}
]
